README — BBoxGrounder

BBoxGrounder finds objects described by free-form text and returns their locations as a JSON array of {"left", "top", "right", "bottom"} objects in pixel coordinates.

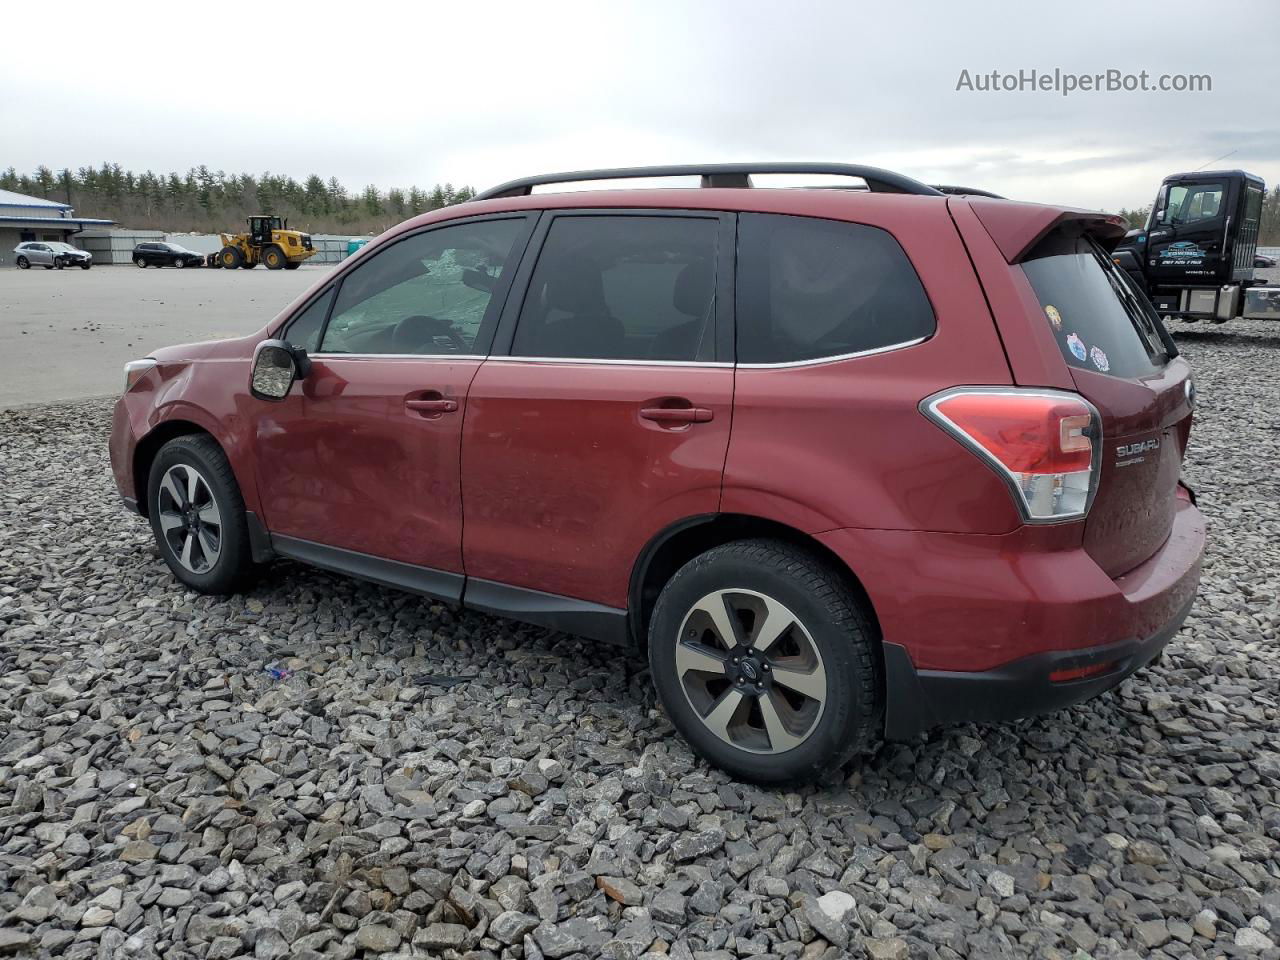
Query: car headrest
[{"left": 673, "top": 259, "right": 714, "bottom": 316}]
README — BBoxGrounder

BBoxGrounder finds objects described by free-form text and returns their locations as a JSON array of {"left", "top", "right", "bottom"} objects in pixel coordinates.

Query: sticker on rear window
[
  {"left": 1066, "top": 333, "right": 1087, "bottom": 361},
  {"left": 1090, "top": 345, "right": 1110, "bottom": 372},
  {"left": 1045, "top": 305, "right": 1063, "bottom": 330}
]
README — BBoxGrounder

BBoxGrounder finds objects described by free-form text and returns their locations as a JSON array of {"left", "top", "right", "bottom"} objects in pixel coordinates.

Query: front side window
[
  {"left": 511, "top": 215, "right": 719, "bottom": 361},
  {"left": 318, "top": 218, "right": 525, "bottom": 355},
  {"left": 283, "top": 288, "right": 335, "bottom": 352},
  {"left": 1022, "top": 232, "right": 1169, "bottom": 379},
  {"left": 736, "top": 213, "right": 935, "bottom": 364},
  {"left": 1158, "top": 182, "right": 1223, "bottom": 225}
]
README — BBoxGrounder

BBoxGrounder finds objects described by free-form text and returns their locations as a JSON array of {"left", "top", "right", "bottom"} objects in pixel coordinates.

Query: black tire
[
  {"left": 54, "top": 260, "right": 65, "bottom": 270},
  {"left": 648, "top": 538, "right": 881, "bottom": 784},
  {"left": 241, "top": 261, "right": 257, "bottom": 269},
  {"left": 43, "top": 265, "right": 53, "bottom": 270},
  {"left": 174, "top": 257, "right": 186, "bottom": 269},
  {"left": 218, "top": 246, "right": 243, "bottom": 270},
  {"left": 80, "top": 263, "right": 91, "bottom": 270},
  {"left": 146, "top": 435, "right": 254, "bottom": 595},
  {"left": 284, "top": 261, "right": 300, "bottom": 270},
  {"left": 262, "top": 245, "right": 286, "bottom": 270},
  {"left": 135, "top": 257, "right": 147, "bottom": 268},
  {"left": 16, "top": 256, "right": 29, "bottom": 269}
]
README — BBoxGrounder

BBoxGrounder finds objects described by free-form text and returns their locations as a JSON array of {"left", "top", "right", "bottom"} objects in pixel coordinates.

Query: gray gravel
[{"left": 2, "top": 319, "right": 1279, "bottom": 960}]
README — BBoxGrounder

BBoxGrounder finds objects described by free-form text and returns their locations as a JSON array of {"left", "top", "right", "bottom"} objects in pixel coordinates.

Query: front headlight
[{"left": 124, "top": 358, "right": 157, "bottom": 392}]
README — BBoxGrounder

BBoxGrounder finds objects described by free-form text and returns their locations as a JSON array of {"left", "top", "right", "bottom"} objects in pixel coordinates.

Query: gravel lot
[{"left": 2, "top": 321, "right": 1279, "bottom": 960}]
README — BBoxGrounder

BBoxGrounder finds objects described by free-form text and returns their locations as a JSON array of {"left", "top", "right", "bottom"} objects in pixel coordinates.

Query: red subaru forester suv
[{"left": 110, "top": 163, "right": 1205, "bottom": 783}]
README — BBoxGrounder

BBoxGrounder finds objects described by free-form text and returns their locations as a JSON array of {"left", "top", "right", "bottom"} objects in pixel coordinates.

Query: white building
[{"left": 0, "top": 189, "right": 114, "bottom": 266}]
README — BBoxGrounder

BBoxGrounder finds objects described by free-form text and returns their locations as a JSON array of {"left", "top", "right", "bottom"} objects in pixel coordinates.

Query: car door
[
  {"left": 29, "top": 244, "right": 50, "bottom": 266},
  {"left": 461, "top": 210, "right": 734, "bottom": 621},
  {"left": 252, "top": 214, "right": 534, "bottom": 596},
  {"left": 1147, "top": 178, "right": 1229, "bottom": 286}
]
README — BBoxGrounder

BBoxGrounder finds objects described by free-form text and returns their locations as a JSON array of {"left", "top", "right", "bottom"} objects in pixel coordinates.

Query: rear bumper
[
  {"left": 881, "top": 594, "right": 1193, "bottom": 739},
  {"left": 817, "top": 490, "right": 1205, "bottom": 739}
]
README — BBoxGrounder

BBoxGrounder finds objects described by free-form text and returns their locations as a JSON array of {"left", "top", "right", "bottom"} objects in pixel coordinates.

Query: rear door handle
[
  {"left": 405, "top": 398, "right": 458, "bottom": 413},
  {"left": 640, "top": 406, "right": 713, "bottom": 424}
]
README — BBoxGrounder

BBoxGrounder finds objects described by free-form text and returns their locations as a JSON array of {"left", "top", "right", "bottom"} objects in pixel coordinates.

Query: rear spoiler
[{"left": 964, "top": 197, "right": 1130, "bottom": 263}]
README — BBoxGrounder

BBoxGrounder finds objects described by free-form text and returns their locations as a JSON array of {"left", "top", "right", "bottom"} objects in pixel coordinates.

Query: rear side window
[
  {"left": 511, "top": 215, "right": 719, "bottom": 361},
  {"left": 735, "top": 213, "right": 935, "bottom": 364},
  {"left": 1022, "top": 233, "right": 1169, "bottom": 379}
]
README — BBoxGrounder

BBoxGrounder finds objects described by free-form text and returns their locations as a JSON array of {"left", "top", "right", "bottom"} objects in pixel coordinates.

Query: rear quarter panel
[{"left": 723, "top": 200, "right": 1020, "bottom": 535}]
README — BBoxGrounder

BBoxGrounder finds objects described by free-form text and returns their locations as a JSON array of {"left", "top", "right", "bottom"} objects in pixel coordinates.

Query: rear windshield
[{"left": 1021, "top": 232, "right": 1170, "bottom": 379}]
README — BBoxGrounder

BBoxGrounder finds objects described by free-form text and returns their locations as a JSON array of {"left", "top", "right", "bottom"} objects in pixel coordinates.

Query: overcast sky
[{"left": 4, "top": 0, "right": 1276, "bottom": 212}]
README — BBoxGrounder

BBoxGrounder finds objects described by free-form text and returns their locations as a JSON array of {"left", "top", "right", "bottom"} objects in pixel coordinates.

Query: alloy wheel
[
  {"left": 156, "top": 464, "right": 222, "bottom": 573},
  {"left": 675, "top": 588, "right": 827, "bottom": 754}
]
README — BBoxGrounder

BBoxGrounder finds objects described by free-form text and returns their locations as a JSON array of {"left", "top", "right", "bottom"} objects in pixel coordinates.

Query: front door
[
  {"left": 1146, "top": 177, "right": 1230, "bottom": 286},
  {"left": 461, "top": 211, "right": 734, "bottom": 610},
  {"left": 253, "top": 214, "right": 533, "bottom": 591}
]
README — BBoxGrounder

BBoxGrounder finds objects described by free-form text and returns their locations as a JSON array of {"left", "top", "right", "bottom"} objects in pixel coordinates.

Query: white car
[{"left": 13, "top": 241, "right": 93, "bottom": 270}]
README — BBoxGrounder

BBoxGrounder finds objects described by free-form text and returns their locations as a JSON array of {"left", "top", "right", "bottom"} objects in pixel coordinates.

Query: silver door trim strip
[
  {"left": 308, "top": 336, "right": 927, "bottom": 368},
  {"left": 736, "top": 336, "right": 929, "bottom": 369}
]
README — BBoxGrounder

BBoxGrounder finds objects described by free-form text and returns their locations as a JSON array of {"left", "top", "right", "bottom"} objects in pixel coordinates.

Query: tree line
[
  {"left": 0, "top": 164, "right": 477, "bottom": 236},
  {"left": 5, "top": 163, "right": 1280, "bottom": 245}
]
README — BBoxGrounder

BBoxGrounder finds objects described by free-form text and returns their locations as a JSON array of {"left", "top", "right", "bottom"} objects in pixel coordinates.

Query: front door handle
[
  {"left": 405, "top": 397, "right": 458, "bottom": 414},
  {"left": 640, "top": 406, "right": 713, "bottom": 424}
]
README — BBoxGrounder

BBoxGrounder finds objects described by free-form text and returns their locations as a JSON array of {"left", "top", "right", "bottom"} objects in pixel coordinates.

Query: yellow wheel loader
[{"left": 212, "top": 216, "right": 317, "bottom": 271}]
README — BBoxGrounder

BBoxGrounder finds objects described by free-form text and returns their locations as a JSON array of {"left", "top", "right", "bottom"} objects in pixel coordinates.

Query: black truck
[{"left": 1113, "top": 169, "right": 1278, "bottom": 323}]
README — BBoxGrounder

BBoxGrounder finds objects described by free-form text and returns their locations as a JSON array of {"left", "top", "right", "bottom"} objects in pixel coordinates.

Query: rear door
[
  {"left": 1018, "top": 231, "right": 1192, "bottom": 576},
  {"left": 461, "top": 210, "right": 734, "bottom": 610},
  {"left": 252, "top": 214, "right": 533, "bottom": 588}
]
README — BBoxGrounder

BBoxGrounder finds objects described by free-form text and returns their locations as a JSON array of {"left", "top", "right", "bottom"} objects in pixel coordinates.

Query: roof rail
[{"left": 474, "top": 163, "right": 944, "bottom": 201}]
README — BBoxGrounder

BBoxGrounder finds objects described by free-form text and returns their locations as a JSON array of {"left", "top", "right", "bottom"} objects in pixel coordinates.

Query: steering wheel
[{"left": 392, "top": 315, "right": 467, "bottom": 353}]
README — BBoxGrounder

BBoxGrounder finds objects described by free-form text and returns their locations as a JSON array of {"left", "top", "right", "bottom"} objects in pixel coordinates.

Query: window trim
[
  {"left": 489, "top": 208, "right": 735, "bottom": 364},
  {"left": 272, "top": 212, "right": 536, "bottom": 358}
]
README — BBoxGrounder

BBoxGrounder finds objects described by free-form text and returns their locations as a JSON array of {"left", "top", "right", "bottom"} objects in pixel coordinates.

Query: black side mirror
[{"left": 250, "top": 339, "right": 307, "bottom": 401}]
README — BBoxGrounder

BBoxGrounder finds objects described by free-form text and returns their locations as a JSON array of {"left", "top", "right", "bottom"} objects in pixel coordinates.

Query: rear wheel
[
  {"left": 135, "top": 257, "right": 147, "bottom": 268},
  {"left": 262, "top": 245, "right": 286, "bottom": 270},
  {"left": 147, "top": 435, "right": 253, "bottom": 594},
  {"left": 218, "top": 246, "right": 243, "bottom": 270},
  {"left": 648, "top": 539, "right": 881, "bottom": 784},
  {"left": 16, "top": 256, "right": 29, "bottom": 269}
]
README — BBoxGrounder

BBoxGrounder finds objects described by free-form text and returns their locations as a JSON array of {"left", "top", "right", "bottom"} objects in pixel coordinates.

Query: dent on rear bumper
[{"left": 818, "top": 499, "right": 1205, "bottom": 737}]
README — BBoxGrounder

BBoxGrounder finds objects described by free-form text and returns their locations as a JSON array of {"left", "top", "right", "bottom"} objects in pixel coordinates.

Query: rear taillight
[{"left": 922, "top": 387, "right": 1102, "bottom": 523}]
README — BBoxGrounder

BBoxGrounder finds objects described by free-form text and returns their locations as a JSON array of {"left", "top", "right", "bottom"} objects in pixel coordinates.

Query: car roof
[{"left": 380, "top": 186, "right": 1123, "bottom": 266}]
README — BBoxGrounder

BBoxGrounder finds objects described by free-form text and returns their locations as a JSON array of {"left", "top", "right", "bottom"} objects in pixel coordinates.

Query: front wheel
[
  {"left": 81, "top": 263, "right": 91, "bottom": 270},
  {"left": 16, "top": 256, "right": 29, "bottom": 269},
  {"left": 262, "top": 245, "right": 286, "bottom": 270},
  {"left": 174, "top": 257, "right": 186, "bottom": 269},
  {"left": 146, "top": 435, "right": 254, "bottom": 594},
  {"left": 648, "top": 539, "right": 882, "bottom": 784}
]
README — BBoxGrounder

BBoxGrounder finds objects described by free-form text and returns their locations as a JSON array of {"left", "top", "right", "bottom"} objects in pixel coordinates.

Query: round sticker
[
  {"left": 1045, "top": 305, "right": 1063, "bottom": 330},
  {"left": 1066, "top": 333, "right": 1087, "bottom": 361},
  {"left": 1090, "top": 345, "right": 1110, "bottom": 372}
]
